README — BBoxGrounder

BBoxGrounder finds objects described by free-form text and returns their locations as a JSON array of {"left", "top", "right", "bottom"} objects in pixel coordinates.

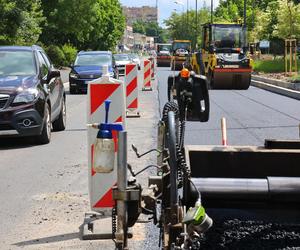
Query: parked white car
[
  {"left": 113, "top": 54, "right": 131, "bottom": 76},
  {"left": 129, "top": 54, "right": 141, "bottom": 70}
]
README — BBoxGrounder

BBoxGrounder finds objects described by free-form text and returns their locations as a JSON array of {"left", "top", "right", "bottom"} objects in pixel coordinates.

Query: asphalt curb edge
[{"left": 251, "top": 79, "right": 300, "bottom": 101}]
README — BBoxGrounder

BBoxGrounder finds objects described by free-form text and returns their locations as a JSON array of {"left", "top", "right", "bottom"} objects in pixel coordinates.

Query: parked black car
[
  {"left": 0, "top": 45, "right": 66, "bottom": 144},
  {"left": 69, "top": 51, "right": 118, "bottom": 94}
]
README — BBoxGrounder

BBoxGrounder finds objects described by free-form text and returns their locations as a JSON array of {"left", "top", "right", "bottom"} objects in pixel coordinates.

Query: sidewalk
[{"left": 251, "top": 74, "right": 300, "bottom": 100}]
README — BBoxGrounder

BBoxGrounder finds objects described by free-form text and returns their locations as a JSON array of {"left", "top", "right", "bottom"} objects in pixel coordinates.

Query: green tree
[
  {"left": 273, "top": 0, "right": 300, "bottom": 39},
  {"left": 86, "top": 0, "right": 125, "bottom": 50},
  {"left": 253, "top": 1, "right": 279, "bottom": 40},
  {"left": 132, "top": 20, "right": 169, "bottom": 43},
  {"left": 133, "top": 20, "right": 146, "bottom": 34},
  {"left": 40, "top": 0, "right": 125, "bottom": 50},
  {"left": 164, "top": 8, "right": 210, "bottom": 48},
  {"left": 0, "top": 0, "right": 44, "bottom": 45},
  {"left": 40, "top": 0, "right": 98, "bottom": 47}
]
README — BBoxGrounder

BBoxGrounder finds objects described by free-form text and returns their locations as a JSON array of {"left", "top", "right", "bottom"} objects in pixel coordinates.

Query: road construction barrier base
[
  {"left": 142, "top": 87, "right": 153, "bottom": 91},
  {"left": 126, "top": 109, "right": 141, "bottom": 118},
  {"left": 81, "top": 212, "right": 133, "bottom": 240}
]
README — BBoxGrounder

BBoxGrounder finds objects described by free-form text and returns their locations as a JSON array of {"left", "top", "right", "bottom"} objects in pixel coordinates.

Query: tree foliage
[
  {"left": 273, "top": 0, "right": 300, "bottom": 39},
  {"left": 0, "top": 0, "right": 125, "bottom": 51},
  {"left": 164, "top": 9, "right": 210, "bottom": 48},
  {"left": 132, "top": 20, "right": 169, "bottom": 43},
  {"left": 214, "top": 0, "right": 300, "bottom": 41},
  {"left": 133, "top": 20, "right": 146, "bottom": 34},
  {"left": 40, "top": 0, "right": 125, "bottom": 51},
  {"left": 0, "top": 0, "right": 44, "bottom": 45}
]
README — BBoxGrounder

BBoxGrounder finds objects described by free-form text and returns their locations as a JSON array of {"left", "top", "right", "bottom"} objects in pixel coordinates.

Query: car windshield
[
  {"left": 0, "top": 50, "right": 36, "bottom": 76},
  {"left": 212, "top": 26, "right": 247, "bottom": 49},
  {"left": 75, "top": 54, "right": 111, "bottom": 66},
  {"left": 131, "top": 54, "right": 138, "bottom": 59},
  {"left": 158, "top": 45, "right": 171, "bottom": 52},
  {"left": 114, "top": 54, "right": 130, "bottom": 61}
]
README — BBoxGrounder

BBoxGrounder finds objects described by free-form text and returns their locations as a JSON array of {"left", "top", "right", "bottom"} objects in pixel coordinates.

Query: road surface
[{"left": 0, "top": 66, "right": 300, "bottom": 249}]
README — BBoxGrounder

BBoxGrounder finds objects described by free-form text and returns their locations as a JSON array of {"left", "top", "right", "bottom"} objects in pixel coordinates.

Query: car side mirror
[
  {"left": 48, "top": 69, "right": 60, "bottom": 80},
  {"left": 69, "top": 63, "right": 74, "bottom": 68}
]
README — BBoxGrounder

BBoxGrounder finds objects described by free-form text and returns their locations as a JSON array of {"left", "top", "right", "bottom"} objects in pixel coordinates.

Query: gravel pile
[{"left": 200, "top": 219, "right": 300, "bottom": 249}]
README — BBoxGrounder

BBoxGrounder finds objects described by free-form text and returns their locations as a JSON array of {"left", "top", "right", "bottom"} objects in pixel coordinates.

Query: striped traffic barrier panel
[
  {"left": 149, "top": 57, "right": 155, "bottom": 80},
  {"left": 142, "top": 59, "right": 152, "bottom": 91},
  {"left": 125, "top": 64, "right": 140, "bottom": 118},
  {"left": 83, "top": 65, "right": 126, "bottom": 239}
]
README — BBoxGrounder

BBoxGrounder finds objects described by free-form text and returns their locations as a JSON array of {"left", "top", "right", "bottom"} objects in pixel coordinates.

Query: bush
[
  {"left": 45, "top": 45, "right": 66, "bottom": 67},
  {"left": 61, "top": 44, "right": 77, "bottom": 66},
  {"left": 254, "top": 59, "right": 300, "bottom": 73},
  {"left": 254, "top": 59, "right": 285, "bottom": 73}
]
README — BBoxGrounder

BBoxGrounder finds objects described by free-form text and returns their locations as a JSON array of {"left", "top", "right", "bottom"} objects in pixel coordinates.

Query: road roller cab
[
  {"left": 191, "top": 23, "right": 253, "bottom": 89},
  {"left": 171, "top": 40, "right": 191, "bottom": 70}
]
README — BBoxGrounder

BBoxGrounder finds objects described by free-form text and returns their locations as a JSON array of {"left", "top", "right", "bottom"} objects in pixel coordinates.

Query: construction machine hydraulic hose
[{"left": 168, "top": 111, "right": 178, "bottom": 207}]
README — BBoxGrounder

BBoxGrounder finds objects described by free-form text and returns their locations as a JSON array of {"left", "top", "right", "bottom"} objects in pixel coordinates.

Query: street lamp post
[
  {"left": 211, "top": 0, "right": 213, "bottom": 23},
  {"left": 174, "top": 1, "right": 184, "bottom": 12},
  {"left": 187, "top": 0, "right": 189, "bottom": 25},
  {"left": 174, "top": 0, "right": 186, "bottom": 37},
  {"left": 195, "top": 0, "right": 198, "bottom": 50}
]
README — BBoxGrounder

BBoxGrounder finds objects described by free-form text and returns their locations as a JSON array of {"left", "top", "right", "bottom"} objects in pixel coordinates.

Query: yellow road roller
[
  {"left": 171, "top": 39, "right": 191, "bottom": 70},
  {"left": 191, "top": 23, "right": 253, "bottom": 89}
]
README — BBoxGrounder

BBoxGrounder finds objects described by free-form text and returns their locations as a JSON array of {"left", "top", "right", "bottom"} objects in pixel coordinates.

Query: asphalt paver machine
[{"left": 112, "top": 68, "right": 300, "bottom": 249}]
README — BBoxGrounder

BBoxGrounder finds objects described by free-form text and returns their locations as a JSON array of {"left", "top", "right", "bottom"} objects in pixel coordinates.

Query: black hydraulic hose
[{"left": 168, "top": 111, "right": 178, "bottom": 206}]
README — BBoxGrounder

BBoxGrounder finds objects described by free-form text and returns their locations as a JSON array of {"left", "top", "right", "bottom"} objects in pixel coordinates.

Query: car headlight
[
  {"left": 13, "top": 88, "right": 39, "bottom": 104},
  {"left": 70, "top": 72, "right": 79, "bottom": 79}
]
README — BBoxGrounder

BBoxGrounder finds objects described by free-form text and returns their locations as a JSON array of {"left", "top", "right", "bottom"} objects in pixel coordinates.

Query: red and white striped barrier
[
  {"left": 87, "top": 70, "right": 126, "bottom": 214},
  {"left": 125, "top": 64, "right": 140, "bottom": 117},
  {"left": 149, "top": 57, "right": 155, "bottom": 80},
  {"left": 142, "top": 59, "right": 152, "bottom": 91}
]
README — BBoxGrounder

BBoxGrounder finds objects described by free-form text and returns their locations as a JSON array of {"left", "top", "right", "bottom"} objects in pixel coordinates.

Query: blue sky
[{"left": 120, "top": 0, "right": 220, "bottom": 26}]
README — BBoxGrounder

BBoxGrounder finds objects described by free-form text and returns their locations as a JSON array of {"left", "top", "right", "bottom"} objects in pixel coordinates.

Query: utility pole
[
  {"left": 156, "top": 0, "right": 158, "bottom": 43},
  {"left": 244, "top": 0, "right": 247, "bottom": 51},
  {"left": 211, "top": 0, "right": 213, "bottom": 23},
  {"left": 195, "top": 0, "right": 198, "bottom": 50},
  {"left": 244, "top": 0, "right": 246, "bottom": 29},
  {"left": 186, "top": 0, "right": 189, "bottom": 39}
]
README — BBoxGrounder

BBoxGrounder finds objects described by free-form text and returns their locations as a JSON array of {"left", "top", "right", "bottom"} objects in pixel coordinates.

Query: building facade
[{"left": 122, "top": 6, "right": 158, "bottom": 25}]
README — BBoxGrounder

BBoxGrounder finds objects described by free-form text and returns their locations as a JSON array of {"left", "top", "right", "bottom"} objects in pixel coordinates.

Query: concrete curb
[
  {"left": 251, "top": 79, "right": 300, "bottom": 100},
  {"left": 252, "top": 75, "right": 300, "bottom": 91}
]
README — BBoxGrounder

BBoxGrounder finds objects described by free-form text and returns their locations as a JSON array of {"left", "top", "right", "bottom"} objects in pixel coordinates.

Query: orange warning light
[{"left": 180, "top": 68, "right": 190, "bottom": 78}]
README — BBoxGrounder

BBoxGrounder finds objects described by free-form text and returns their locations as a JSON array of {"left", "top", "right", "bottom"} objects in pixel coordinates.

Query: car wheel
[
  {"left": 52, "top": 97, "right": 66, "bottom": 131},
  {"left": 36, "top": 103, "right": 51, "bottom": 144}
]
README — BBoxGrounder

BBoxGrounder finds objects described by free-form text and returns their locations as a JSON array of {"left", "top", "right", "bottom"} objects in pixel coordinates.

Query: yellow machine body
[{"left": 171, "top": 40, "right": 191, "bottom": 70}]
